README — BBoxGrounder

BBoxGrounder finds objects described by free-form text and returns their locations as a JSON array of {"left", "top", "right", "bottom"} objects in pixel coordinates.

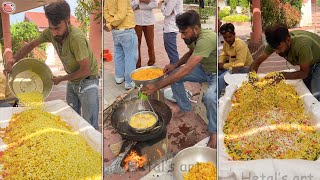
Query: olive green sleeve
[
  {"left": 264, "top": 44, "right": 275, "bottom": 55},
  {"left": 193, "top": 37, "right": 215, "bottom": 58},
  {"left": 36, "top": 28, "right": 51, "bottom": 43}
]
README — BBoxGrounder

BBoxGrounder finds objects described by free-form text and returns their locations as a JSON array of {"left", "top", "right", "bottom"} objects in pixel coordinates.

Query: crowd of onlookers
[{"left": 104, "top": 0, "right": 183, "bottom": 90}]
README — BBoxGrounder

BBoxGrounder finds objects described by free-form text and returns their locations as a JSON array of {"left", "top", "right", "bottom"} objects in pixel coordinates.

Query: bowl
[
  {"left": 128, "top": 111, "right": 159, "bottom": 133},
  {"left": 8, "top": 58, "right": 53, "bottom": 100},
  {"left": 130, "top": 66, "right": 164, "bottom": 86},
  {"left": 173, "top": 147, "right": 217, "bottom": 180}
]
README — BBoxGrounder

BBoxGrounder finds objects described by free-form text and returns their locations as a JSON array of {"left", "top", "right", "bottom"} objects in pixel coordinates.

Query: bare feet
[
  {"left": 207, "top": 133, "right": 217, "bottom": 149},
  {"left": 173, "top": 110, "right": 193, "bottom": 119}
]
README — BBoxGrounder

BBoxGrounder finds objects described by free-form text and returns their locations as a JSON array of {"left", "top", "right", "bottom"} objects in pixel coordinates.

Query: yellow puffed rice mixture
[
  {"left": 224, "top": 72, "right": 320, "bottom": 161},
  {"left": 183, "top": 162, "right": 216, "bottom": 180},
  {"left": 0, "top": 93, "right": 102, "bottom": 179},
  {"left": 17, "top": 91, "right": 44, "bottom": 108},
  {"left": 130, "top": 113, "right": 157, "bottom": 129},
  {"left": 131, "top": 68, "right": 163, "bottom": 81}
]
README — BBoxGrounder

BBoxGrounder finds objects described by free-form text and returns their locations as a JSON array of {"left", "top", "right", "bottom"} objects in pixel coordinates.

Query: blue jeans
[
  {"left": 171, "top": 64, "right": 217, "bottom": 133},
  {"left": 304, "top": 63, "right": 320, "bottom": 101},
  {"left": 112, "top": 29, "right": 138, "bottom": 84},
  {"left": 66, "top": 78, "right": 99, "bottom": 130},
  {"left": 0, "top": 102, "right": 11, "bottom": 107},
  {"left": 218, "top": 69, "right": 229, "bottom": 98},
  {"left": 218, "top": 67, "right": 249, "bottom": 97},
  {"left": 163, "top": 32, "right": 179, "bottom": 64}
]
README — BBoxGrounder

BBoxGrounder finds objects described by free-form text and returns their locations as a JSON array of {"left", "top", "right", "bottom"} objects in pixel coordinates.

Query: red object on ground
[{"left": 103, "top": 49, "right": 113, "bottom": 62}]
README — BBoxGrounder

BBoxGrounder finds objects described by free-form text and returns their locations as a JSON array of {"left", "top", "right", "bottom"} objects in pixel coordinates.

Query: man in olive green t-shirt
[
  {"left": 4, "top": 1, "right": 99, "bottom": 130},
  {"left": 141, "top": 10, "right": 217, "bottom": 148},
  {"left": 250, "top": 24, "right": 320, "bottom": 101}
]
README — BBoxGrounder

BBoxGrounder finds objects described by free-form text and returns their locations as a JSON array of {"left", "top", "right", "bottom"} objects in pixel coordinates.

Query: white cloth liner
[
  {"left": 218, "top": 73, "right": 320, "bottom": 179},
  {"left": 0, "top": 100, "right": 102, "bottom": 154}
]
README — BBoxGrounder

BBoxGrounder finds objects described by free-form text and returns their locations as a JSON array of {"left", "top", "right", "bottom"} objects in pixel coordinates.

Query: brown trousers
[{"left": 134, "top": 25, "right": 155, "bottom": 68}]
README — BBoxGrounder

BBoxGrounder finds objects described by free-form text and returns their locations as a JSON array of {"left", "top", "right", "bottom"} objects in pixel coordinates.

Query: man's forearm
[
  {"left": 60, "top": 69, "right": 91, "bottom": 82},
  {"left": 175, "top": 50, "right": 193, "bottom": 68},
  {"left": 282, "top": 71, "right": 308, "bottom": 80},
  {"left": 250, "top": 53, "right": 269, "bottom": 72},
  {"left": 156, "top": 65, "right": 192, "bottom": 89},
  {"left": 13, "top": 41, "right": 38, "bottom": 62},
  {"left": 249, "top": 61, "right": 262, "bottom": 72}
]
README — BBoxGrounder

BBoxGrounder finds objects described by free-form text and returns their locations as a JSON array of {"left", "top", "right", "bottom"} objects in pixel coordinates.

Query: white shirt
[
  {"left": 131, "top": 0, "right": 157, "bottom": 26},
  {"left": 161, "top": 0, "right": 183, "bottom": 33}
]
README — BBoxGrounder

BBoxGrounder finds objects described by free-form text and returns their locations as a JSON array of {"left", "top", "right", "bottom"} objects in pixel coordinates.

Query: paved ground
[{"left": 104, "top": 8, "right": 215, "bottom": 180}]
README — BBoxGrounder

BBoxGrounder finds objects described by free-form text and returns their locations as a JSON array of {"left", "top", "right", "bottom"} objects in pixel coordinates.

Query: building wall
[
  {"left": 218, "top": 0, "right": 227, "bottom": 8},
  {"left": 300, "top": 0, "right": 313, "bottom": 27}
]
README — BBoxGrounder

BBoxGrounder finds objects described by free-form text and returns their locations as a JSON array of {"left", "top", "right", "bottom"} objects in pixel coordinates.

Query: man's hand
[
  {"left": 231, "top": 66, "right": 244, "bottom": 74},
  {"left": 171, "top": 9, "right": 175, "bottom": 15},
  {"left": 263, "top": 72, "right": 285, "bottom": 85},
  {"left": 52, "top": 76, "right": 65, "bottom": 85},
  {"left": 106, "top": 26, "right": 111, "bottom": 32},
  {"left": 141, "top": 84, "right": 158, "bottom": 96},
  {"left": 3, "top": 58, "right": 15, "bottom": 76},
  {"left": 207, "top": 132, "right": 217, "bottom": 149},
  {"left": 218, "top": 63, "right": 224, "bottom": 70},
  {"left": 250, "top": 52, "right": 269, "bottom": 72},
  {"left": 104, "top": 24, "right": 112, "bottom": 32},
  {"left": 163, "top": 64, "right": 177, "bottom": 74}
]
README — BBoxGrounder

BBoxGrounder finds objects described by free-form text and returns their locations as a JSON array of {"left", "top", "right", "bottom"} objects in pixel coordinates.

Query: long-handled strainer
[
  {"left": 128, "top": 85, "right": 159, "bottom": 133},
  {"left": 127, "top": 66, "right": 165, "bottom": 133}
]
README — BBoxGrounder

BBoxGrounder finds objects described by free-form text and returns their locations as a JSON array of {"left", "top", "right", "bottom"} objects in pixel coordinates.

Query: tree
[
  {"left": 79, "top": 0, "right": 102, "bottom": 22},
  {"left": 11, "top": 22, "right": 47, "bottom": 61},
  {"left": 261, "top": 0, "right": 302, "bottom": 29},
  {"left": 75, "top": 0, "right": 90, "bottom": 35}
]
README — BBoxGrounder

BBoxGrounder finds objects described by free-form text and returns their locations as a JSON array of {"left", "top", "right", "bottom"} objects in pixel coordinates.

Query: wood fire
[{"left": 123, "top": 150, "right": 147, "bottom": 172}]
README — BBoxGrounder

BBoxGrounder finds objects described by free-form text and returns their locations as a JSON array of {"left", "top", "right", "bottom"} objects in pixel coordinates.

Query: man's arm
[
  {"left": 159, "top": 55, "right": 202, "bottom": 87},
  {"left": 218, "top": 43, "right": 228, "bottom": 70},
  {"left": 164, "top": 49, "right": 193, "bottom": 74},
  {"left": 13, "top": 39, "right": 41, "bottom": 62},
  {"left": 218, "top": 50, "right": 228, "bottom": 70},
  {"left": 53, "top": 37, "right": 92, "bottom": 85},
  {"left": 249, "top": 52, "right": 270, "bottom": 72},
  {"left": 176, "top": 49, "right": 193, "bottom": 67},
  {"left": 282, "top": 64, "right": 310, "bottom": 80},
  {"left": 282, "top": 43, "right": 313, "bottom": 80},
  {"left": 52, "top": 57, "right": 91, "bottom": 85},
  {"left": 139, "top": 0, "right": 158, "bottom": 9},
  {"left": 3, "top": 39, "right": 40, "bottom": 75},
  {"left": 104, "top": 1, "right": 112, "bottom": 24},
  {"left": 223, "top": 43, "right": 251, "bottom": 70},
  {"left": 142, "top": 54, "right": 202, "bottom": 95},
  {"left": 161, "top": 0, "right": 176, "bottom": 16},
  {"left": 131, "top": 0, "right": 139, "bottom": 10},
  {"left": 218, "top": 51, "right": 228, "bottom": 64},
  {"left": 105, "top": 0, "right": 128, "bottom": 30}
]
